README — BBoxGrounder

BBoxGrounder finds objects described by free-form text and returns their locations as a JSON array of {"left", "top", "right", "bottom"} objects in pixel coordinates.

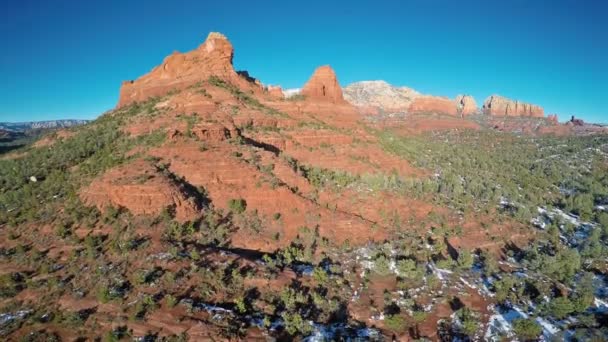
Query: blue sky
[{"left": 0, "top": 0, "right": 606, "bottom": 123}]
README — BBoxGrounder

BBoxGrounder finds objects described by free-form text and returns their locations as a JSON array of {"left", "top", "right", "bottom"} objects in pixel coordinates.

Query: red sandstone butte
[
  {"left": 301, "top": 65, "right": 346, "bottom": 103},
  {"left": 482, "top": 95, "right": 544, "bottom": 117},
  {"left": 118, "top": 32, "right": 259, "bottom": 107},
  {"left": 408, "top": 96, "right": 459, "bottom": 116},
  {"left": 456, "top": 95, "right": 478, "bottom": 116}
]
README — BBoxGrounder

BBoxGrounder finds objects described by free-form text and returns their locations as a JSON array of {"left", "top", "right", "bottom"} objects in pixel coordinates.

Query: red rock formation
[
  {"left": 192, "top": 122, "right": 239, "bottom": 142},
  {"left": 301, "top": 65, "right": 345, "bottom": 103},
  {"left": 80, "top": 159, "right": 200, "bottom": 222},
  {"left": 568, "top": 116, "right": 585, "bottom": 126},
  {"left": 547, "top": 114, "right": 558, "bottom": 125},
  {"left": 408, "top": 96, "right": 459, "bottom": 116},
  {"left": 266, "top": 85, "right": 284, "bottom": 99},
  {"left": 482, "top": 95, "right": 544, "bottom": 117},
  {"left": 456, "top": 95, "right": 477, "bottom": 116},
  {"left": 118, "top": 32, "right": 259, "bottom": 107}
]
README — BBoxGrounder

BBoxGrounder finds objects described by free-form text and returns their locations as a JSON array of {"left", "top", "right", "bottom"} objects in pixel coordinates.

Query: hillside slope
[{"left": 1, "top": 32, "right": 607, "bottom": 341}]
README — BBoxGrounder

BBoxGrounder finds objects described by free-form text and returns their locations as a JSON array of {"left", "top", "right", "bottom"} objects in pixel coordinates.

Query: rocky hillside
[{"left": 1, "top": 32, "right": 607, "bottom": 342}]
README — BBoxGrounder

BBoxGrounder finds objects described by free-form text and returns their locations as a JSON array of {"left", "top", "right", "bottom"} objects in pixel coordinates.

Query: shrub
[
  {"left": 282, "top": 312, "right": 312, "bottom": 336},
  {"left": 228, "top": 198, "right": 247, "bottom": 214},
  {"left": 0, "top": 273, "right": 24, "bottom": 298},
  {"left": 384, "top": 314, "right": 407, "bottom": 332},
  {"left": 373, "top": 255, "right": 392, "bottom": 276},
  {"left": 396, "top": 259, "right": 423, "bottom": 280},
  {"left": 456, "top": 249, "right": 474, "bottom": 270},
  {"left": 545, "top": 297, "right": 574, "bottom": 319},
  {"left": 512, "top": 318, "right": 542, "bottom": 341},
  {"left": 455, "top": 307, "right": 479, "bottom": 337}
]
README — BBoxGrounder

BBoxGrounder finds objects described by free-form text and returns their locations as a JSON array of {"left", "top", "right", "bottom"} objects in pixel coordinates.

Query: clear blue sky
[{"left": 1, "top": 0, "right": 606, "bottom": 123}]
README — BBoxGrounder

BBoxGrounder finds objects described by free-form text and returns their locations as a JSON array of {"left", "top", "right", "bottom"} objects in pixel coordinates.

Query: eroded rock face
[
  {"left": 118, "top": 32, "right": 258, "bottom": 107},
  {"left": 482, "top": 95, "right": 544, "bottom": 117},
  {"left": 456, "top": 95, "right": 478, "bottom": 116},
  {"left": 80, "top": 159, "right": 201, "bottom": 222},
  {"left": 266, "top": 85, "right": 284, "bottom": 99},
  {"left": 408, "top": 96, "right": 459, "bottom": 116},
  {"left": 193, "top": 122, "right": 239, "bottom": 142},
  {"left": 301, "top": 65, "right": 345, "bottom": 103},
  {"left": 343, "top": 81, "right": 420, "bottom": 114}
]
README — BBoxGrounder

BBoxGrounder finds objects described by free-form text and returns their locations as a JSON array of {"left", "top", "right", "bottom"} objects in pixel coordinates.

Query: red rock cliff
[
  {"left": 118, "top": 32, "right": 256, "bottom": 107},
  {"left": 456, "top": 95, "right": 478, "bottom": 116},
  {"left": 301, "top": 65, "right": 345, "bottom": 103},
  {"left": 482, "top": 95, "right": 544, "bottom": 117},
  {"left": 408, "top": 96, "right": 459, "bottom": 116}
]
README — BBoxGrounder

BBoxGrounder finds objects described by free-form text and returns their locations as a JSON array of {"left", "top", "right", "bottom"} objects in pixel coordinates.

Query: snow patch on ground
[
  {"left": 304, "top": 323, "right": 380, "bottom": 341},
  {"left": 485, "top": 304, "right": 560, "bottom": 341}
]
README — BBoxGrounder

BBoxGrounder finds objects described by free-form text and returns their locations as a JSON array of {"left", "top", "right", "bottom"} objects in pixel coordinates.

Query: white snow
[
  {"left": 535, "top": 317, "right": 559, "bottom": 339},
  {"left": 304, "top": 323, "right": 380, "bottom": 341},
  {"left": 0, "top": 310, "right": 31, "bottom": 327},
  {"left": 459, "top": 277, "right": 477, "bottom": 289},
  {"left": 430, "top": 263, "right": 452, "bottom": 281},
  {"left": 594, "top": 297, "right": 608, "bottom": 312},
  {"left": 485, "top": 304, "right": 560, "bottom": 341}
]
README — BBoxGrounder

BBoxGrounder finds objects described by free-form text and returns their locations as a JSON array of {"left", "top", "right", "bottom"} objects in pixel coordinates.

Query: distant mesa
[
  {"left": 482, "top": 95, "right": 544, "bottom": 117},
  {"left": 301, "top": 65, "right": 345, "bottom": 103},
  {"left": 408, "top": 95, "right": 459, "bottom": 116},
  {"left": 343, "top": 83, "right": 548, "bottom": 120},
  {"left": 343, "top": 81, "right": 419, "bottom": 115},
  {"left": 343, "top": 81, "right": 471, "bottom": 117}
]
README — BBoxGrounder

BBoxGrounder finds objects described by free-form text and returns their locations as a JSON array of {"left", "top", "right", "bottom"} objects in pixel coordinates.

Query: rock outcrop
[
  {"left": 301, "top": 66, "right": 345, "bottom": 103},
  {"left": 118, "top": 32, "right": 260, "bottom": 107},
  {"left": 482, "top": 95, "right": 544, "bottom": 117},
  {"left": 456, "top": 95, "right": 478, "bottom": 116},
  {"left": 266, "top": 85, "right": 284, "bottom": 99},
  {"left": 547, "top": 114, "right": 559, "bottom": 125},
  {"left": 568, "top": 116, "right": 585, "bottom": 126},
  {"left": 342, "top": 81, "right": 420, "bottom": 115},
  {"left": 408, "top": 96, "right": 459, "bottom": 116},
  {"left": 80, "top": 159, "right": 201, "bottom": 222}
]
